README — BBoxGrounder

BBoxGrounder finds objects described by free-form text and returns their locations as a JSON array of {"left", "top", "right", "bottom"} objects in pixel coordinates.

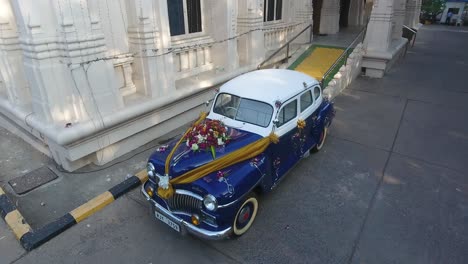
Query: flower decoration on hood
[{"left": 185, "top": 119, "right": 230, "bottom": 159}]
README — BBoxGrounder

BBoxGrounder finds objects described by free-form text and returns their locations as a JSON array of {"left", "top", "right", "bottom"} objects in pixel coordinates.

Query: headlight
[
  {"left": 147, "top": 162, "right": 155, "bottom": 177},
  {"left": 203, "top": 194, "right": 218, "bottom": 211}
]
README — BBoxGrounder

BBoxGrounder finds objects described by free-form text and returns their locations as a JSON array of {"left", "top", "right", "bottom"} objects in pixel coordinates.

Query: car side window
[
  {"left": 277, "top": 100, "right": 297, "bottom": 127},
  {"left": 300, "top": 90, "right": 313, "bottom": 112},
  {"left": 313, "top": 86, "right": 321, "bottom": 101}
]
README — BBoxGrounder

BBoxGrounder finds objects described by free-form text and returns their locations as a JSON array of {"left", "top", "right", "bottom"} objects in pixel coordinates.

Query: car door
[
  {"left": 296, "top": 88, "right": 316, "bottom": 156},
  {"left": 309, "top": 85, "right": 324, "bottom": 144},
  {"left": 269, "top": 98, "right": 300, "bottom": 186}
]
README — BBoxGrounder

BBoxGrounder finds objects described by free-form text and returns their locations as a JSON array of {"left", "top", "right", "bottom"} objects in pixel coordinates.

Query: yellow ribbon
[
  {"left": 164, "top": 112, "right": 208, "bottom": 175},
  {"left": 158, "top": 132, "right": 279, "bottom": 199}
]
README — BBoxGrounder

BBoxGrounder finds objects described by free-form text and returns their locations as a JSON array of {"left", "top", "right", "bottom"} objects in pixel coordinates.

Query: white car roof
[{"left": 220, "top": 69, "right": 319, "bottom": 104}]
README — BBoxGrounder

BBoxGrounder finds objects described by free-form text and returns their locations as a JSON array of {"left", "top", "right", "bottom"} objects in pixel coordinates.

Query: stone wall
[{"left": 323, "top": 43, "right": 365, "bottom": 99}]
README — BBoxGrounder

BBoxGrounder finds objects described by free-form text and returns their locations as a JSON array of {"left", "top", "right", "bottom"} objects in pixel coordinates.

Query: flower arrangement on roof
[{"left": 185, "top": 119, "right": 230, "bottom": 159}]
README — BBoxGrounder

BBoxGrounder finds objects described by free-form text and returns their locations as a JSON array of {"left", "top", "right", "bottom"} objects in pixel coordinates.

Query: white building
[
  {"left": 440, "top": 0, "right": 467, "bottom": 25},
  {"left": 0, "top": 0, "right": 421, "bottom": 171}
]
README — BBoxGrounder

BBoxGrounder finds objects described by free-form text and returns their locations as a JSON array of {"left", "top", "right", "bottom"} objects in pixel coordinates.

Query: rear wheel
[
  {"left": 232, "top": 193, "right": 258, "bottom": 237},
  {"left": 312, "top": 126, "right": 328, "bottom": 152}
]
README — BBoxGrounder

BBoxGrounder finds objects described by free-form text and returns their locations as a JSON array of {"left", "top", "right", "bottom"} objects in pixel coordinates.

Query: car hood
[{"left": 148, "top": 126, "right": 262, "bottom": 179}]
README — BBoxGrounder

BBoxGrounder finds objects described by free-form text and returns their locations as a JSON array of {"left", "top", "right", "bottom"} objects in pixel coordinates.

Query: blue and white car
[{"left": 142, "top": 69, "right": 335, "bottom": 239}]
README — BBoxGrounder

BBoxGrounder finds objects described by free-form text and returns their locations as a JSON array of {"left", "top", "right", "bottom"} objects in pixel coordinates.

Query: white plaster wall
[{"left": 0, "top": 0, "right": 314, "bottom": 171}]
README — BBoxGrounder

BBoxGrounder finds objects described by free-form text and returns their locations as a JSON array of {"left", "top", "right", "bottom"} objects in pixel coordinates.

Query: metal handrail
[
  {"left": 320, "top": 26, "right": 367, "bottom": 87},
  {"left": 257, "top": 24, "right": 313, "bottom": 69},
  {"left": 403, "top": 24, "right": 417, "bottom": 47}
]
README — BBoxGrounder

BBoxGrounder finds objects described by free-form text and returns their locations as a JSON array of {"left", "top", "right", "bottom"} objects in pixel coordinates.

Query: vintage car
[{"left": 142, "top": 69, "right": 335, "bottom": 239}]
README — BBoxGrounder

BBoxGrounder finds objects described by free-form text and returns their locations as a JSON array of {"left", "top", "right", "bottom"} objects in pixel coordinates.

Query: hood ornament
[{"left": 156, "top": 174, "right": 170, "bottom": 190}]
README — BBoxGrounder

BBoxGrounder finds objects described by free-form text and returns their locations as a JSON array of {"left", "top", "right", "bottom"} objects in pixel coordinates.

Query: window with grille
[
  {"left": 263, "top": 0, "right": 283, "bottom": 22},
  {"left": 167, "top": 0, "right": 202, "bottom": 36}
]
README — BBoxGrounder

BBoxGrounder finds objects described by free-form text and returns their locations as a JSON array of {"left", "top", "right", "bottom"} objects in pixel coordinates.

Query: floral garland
[{"left": 185, "top": 119, "right": 230, "bottom": 159}]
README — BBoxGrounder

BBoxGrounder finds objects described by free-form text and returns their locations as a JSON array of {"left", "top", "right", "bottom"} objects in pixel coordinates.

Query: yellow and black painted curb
[{"left": 0, "top": 171, "right": 148, "bottom": 251}]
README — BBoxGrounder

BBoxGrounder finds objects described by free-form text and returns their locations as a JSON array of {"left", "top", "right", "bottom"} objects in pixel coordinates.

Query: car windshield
[{"left": 213, "top": 93, "right": 273, "bottom": 127}]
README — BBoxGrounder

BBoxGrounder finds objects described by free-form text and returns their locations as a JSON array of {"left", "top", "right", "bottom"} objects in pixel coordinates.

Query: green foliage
[{"left": 421, "top": 0, "right": 446, "bottom": 21}]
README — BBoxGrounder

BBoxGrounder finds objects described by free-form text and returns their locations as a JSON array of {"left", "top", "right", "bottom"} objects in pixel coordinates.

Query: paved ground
[{"left": 1, "top": 24, "right": 467, "bottom": 264}]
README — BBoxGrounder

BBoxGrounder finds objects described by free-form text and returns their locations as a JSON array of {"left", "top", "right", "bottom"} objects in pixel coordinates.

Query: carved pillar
[
  {"left": 126, "top": 0, "right": 175, "bottom": 98},
  {"left": 405, "top": 0, "right": 421, "bottom": 28},
  {"left": 237, "top": 0, "right": 265, "bottom": 66},
  {"left": 348, "top": 0, "right": 365, "bottom": 26},
  {"left": 362, "top": 0, "right": 409, "bottom": 78},
  {"left": 392, "top": 0, "right": 406, "bottom": 40},
  {"left": 10, "top": 0, "right": 122, "bottom": 124},
  {"left": 364, "top": 0, "right": 394, "bottom": 54},
  {"left": 294, "top": 0, "right": 313, "bottom": 43},
  {"left": 320, "top": 0, "right": 340, "bottom": 34},
  {"left": 225, "top": 0, "right": 239, "bottom": 71},
  {"left": 0, "top": 0, "right": 31, "bottom": 107}
]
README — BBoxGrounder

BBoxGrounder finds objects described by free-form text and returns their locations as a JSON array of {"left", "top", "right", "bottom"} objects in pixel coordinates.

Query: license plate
[{"left": 155, "top": 211, "right": 180, "bottom": 232}]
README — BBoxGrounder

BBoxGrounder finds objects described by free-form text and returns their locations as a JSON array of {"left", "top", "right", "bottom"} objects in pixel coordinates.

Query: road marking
[
  {"left": 70, "top": 191, "right": 114, "bottom": 223},
  {"left": 135, "top": 170, "right": 148, "bottom": 183},
  {"left": 5, "top": 210, "right": 32, "bottom": 240}
]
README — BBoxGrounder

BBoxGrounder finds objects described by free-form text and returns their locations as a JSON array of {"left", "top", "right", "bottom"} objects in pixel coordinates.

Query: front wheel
[
  {"left": 232, "top": 193, "right": 258, "bottom": 237},
  {"left": 312, "top": 126, "right": 328, "bottom": 153}
]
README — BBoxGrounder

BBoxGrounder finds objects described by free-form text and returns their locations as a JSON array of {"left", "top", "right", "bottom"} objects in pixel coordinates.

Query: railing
[
  {"left": 402, "top": 25, "right": 417, "bottom": 47},
  {"left": 257, "top": 24, "right": 313, "bottom": 69},
  {"left": 320, "top": 26, "right": 367, "bottom": 87}
]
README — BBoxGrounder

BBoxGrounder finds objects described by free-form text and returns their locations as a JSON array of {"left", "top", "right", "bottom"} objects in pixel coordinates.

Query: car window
[
  {"left": 213, "top": 93, "right": 273, "bottom": 127},
  {"left": 277, "top": 100, "right": 297, "bottom": 127},
  {"left": 313, "top": 86, "right": 321, "bottom": 100},
  {"left": 300, "top": 90, "right": 313, "bottom": 112}
]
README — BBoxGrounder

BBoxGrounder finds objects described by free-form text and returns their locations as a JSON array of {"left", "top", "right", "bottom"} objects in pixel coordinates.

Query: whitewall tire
[
  {"left": 232, "top": 193, "right": 258, "bottom": 236},
  {"left": 312, "top": 126, "right": 328, "bottom": 152}
]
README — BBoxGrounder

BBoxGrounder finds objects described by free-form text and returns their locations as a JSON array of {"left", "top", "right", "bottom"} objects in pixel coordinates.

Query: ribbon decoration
[
  {"left": 159, "top": 112, "right": 279, "bottom": 199},
  {"left": 164, "top": 112, "right": 208, "bottom": 175}
]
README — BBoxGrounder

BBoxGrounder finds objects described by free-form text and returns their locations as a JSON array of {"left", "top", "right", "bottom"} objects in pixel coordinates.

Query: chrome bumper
[{"left": 141, "top": 184, "right": 232, "bottom": 240}]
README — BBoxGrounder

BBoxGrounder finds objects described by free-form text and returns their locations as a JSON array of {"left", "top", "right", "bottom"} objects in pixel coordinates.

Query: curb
[{"left": 0, "top": 171, "right": 148, "bottom": 251}]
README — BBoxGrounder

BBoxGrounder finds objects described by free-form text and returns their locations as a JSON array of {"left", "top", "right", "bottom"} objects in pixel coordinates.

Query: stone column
[
  {"left": 0, "top": 0, "right": 30, "bottom": 107},
  {"left": 363, "top": 0, "right": 408, "bottom": 78},
  {"left": 237, "top": 0, "right": 265, "bottom": 66},
  {"left": 364, "top": 0, "right": 394, "bottom": 53},
  {"left": 207, "top": 0, "right": 239, "bottom": 72},
  {"left": 126, "top": 0, "right": 175, "bottom": 98},
  {"left": 10, "top": 0, "right": 122, "bottom": 124},
  {"left": 405, "top": 0, "right": 422, "bottom": 28},
  {"left": 294, "top": 0, "right": 313, "bottom": 43},
  {"left": 404, "top": 0, "right": 416, "bottom": 27},
  {"left": 320, "top": 0, "right": 340, "bottom": 34},
  {"left": 348, "top": 0, "right": 365, "bottom": 26},
  {"left": 392, "top": 0, "right": 406, "bottom": 40}
]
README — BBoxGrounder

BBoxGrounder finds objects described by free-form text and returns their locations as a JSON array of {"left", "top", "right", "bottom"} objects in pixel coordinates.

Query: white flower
[
  {"left": 196, "top": 134, "right": 204, "bottom": 143},
  {"left": 158, "top": 175, "right": 170, "bottom": 189},
  {"left": 191, "top": 143, "right": 199, "bottom": 151},
  {"left": 186, "top": 139, "right": 189, "bottom": 147},
  {"left": 217, "top": 138, "right": 224, "bottom": 145}
]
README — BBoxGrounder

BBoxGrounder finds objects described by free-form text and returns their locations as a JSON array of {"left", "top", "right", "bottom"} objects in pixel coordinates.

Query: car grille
[{"left": 166, "top": 191, "right": 202, "bottom": 214}]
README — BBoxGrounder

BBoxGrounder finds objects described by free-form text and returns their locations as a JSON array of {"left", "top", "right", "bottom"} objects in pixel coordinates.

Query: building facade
[{"left": 0, "top": 0, "right": 421, "bottom": 171}]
